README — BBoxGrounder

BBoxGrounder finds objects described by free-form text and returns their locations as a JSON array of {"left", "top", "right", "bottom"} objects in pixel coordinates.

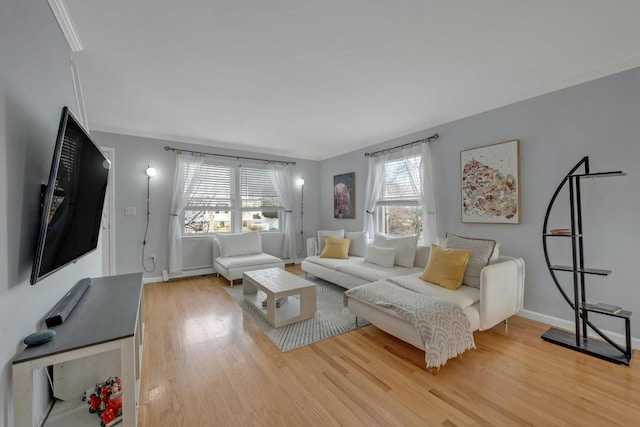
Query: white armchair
[{"left": 213, "top": 231, "right": 284, "bottom": 285}]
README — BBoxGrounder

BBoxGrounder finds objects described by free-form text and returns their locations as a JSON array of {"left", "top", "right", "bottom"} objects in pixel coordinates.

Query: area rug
[{"left": 224, "top": 276, "right": 369, "bottom": 352}]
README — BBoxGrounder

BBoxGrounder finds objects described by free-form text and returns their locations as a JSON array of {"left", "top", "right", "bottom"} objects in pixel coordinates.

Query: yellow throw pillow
[
  {"left": 320, "top": 236, "right": 352, "bottom": 259},
  {"left": 420, "top": 245, "right": 471, "bottom": 290}
]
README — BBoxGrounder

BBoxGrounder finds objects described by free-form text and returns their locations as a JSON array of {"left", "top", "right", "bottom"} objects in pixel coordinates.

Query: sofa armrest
[
  {"left": 212, "top": 238, "right": 221, "bottom": 261},
  {"left": 478, "top": 257, "right": 525, "bottom": 330},
  {"left": 306, "top": 237, "right": 318, "bottom": 257}
]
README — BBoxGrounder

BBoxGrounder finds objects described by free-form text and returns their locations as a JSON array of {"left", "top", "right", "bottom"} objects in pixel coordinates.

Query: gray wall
[
  {"left": 0, "top": 2, "right": 104, "bottom": 426},
  {"left": 320, "top": 66, "right": 640, "bottom": 342},
  {"left": 90, "top": 132, "right": 322, "bottom": 279}
]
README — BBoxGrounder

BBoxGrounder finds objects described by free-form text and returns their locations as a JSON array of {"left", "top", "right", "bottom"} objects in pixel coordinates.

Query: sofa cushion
[
  {"left": 317, "top": 229, "right": 345, "bottom": 255},
  {"left": 364, "top": 245, "right": 395, "bottom": 268},
  {"left": 217, "top": 231, "right": 262, "bottom": 257},
  {"left": 304, "top": 254, "right": 361, "bottom": 270},
  {"left": 337, "top": 262, "right": 421, "bottom": 282},
  {"left": 444, "top": 233, "right": 496, "bottom": 289},
  {"left": 320, "top": 236, "right": 351, "bottom": 259},
  {"left": 373, "top": 233, "right": 419, "bottom": 268},
  {"left": 345, "top": 231, "right": 367, "bottom": 257},
  {"left": 389, "top": 273, "right": 480, "bottom": 309},
  {"left": 420, "top": 245, "right": 470, "bottom": 290},
  {"left": 215, "top": 253, "right": 281, "bottom": 269}
]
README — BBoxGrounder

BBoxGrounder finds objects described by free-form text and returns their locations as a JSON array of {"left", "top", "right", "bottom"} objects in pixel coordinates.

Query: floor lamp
[
  {"left": 296, "top": 177, "right": 305, "bottom": 257},
  {"left": 142, "top": 165, "right": 157, "bottom": 272}
]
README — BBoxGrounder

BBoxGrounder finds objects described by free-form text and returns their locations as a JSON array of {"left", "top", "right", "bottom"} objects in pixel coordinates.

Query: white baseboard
[
  {"left": 518, "top": 309, "right": 639, "bottom": 350},
  {"left": 142, "top": 267, "right": 217, "bottom": 284},
  {"left": 168, "top": 267, "right": 216, "bottom": 281}
]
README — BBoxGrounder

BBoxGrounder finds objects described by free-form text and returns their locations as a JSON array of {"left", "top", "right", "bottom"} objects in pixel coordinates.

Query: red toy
[{"left": 83, "top": 376, "right": 123, "bottom": 426}]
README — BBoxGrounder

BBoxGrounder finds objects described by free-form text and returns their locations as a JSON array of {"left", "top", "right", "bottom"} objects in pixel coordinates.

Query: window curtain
[
  {"left": 401, "top": 142, "right": 437, "bottom": 245},
  {"left": 268, "top": 163, "right": 296, "bottom": 260},
  {"left": 168, "top": 154, "right": 204, "bottom": 274},
  {"left": 362, "top": 152, "right": 389, "bottom": 240}
]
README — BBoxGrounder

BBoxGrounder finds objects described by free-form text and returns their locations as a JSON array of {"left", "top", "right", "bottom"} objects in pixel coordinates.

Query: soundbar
[{"left": 45, "top": 278, "right": 91, "bottom": 327}]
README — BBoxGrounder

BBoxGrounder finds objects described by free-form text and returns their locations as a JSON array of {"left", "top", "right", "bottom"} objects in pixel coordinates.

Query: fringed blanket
[{"left": 344, "top": 280, "right": 475, "bottom": 369}]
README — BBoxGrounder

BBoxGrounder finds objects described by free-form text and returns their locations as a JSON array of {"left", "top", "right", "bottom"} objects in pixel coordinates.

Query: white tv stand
[{"left": 12, "top": 272, "right": 144, "bottom": 427}]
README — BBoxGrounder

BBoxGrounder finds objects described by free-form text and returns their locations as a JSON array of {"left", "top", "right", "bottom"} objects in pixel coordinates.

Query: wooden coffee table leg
[
  {"left": 266, "top": 292, "right": 275, "bottom": 323},
  {"left": 299, "top": 286, "right": 316, "bottom": 320}
]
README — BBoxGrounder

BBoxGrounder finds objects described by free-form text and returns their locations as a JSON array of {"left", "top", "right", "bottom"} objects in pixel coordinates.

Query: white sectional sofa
[
  {"left": 302, "top": 242, "right": 429, "bottom": 289},
  {"left": 301, "top": 231, "right": 525, "bottom": 340}
]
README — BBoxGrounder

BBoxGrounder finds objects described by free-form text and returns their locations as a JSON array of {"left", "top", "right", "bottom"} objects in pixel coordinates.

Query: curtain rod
[
  {"left": 364, "top": 133, "right": 439, "bottom": 157},
  {"left": 163, "top": 146, "right": 296, "bottom": 165}
]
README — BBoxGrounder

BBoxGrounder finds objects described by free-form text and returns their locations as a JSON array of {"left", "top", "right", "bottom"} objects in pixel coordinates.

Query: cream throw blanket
[{"left": 344, "top": 279, "right": 475, "bottom": 368}]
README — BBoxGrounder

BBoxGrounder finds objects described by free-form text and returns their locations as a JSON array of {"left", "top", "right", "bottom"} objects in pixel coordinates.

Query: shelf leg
[
  {"left": 120, "top": 337, "right": 137, "bottom": 427},
  {"left": 12, "top": 361, "right": 34, "bottom": 427},
  {"left": 625, "top": 318, "right": 632, "bottom": 357}
]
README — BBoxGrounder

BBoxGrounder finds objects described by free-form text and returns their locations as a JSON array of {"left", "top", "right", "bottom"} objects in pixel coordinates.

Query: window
[
  {"left": 240, "top": 167, "right": 282, "bottom": 232},
  {"left": 376, "top": 155, "right": 422, "bottom": 237},
  {"left": 183, "top": 162, "right": 282, "bottom": 234},
  {"left": 183, "top": 163, "right": 233, "bottom": 234}
]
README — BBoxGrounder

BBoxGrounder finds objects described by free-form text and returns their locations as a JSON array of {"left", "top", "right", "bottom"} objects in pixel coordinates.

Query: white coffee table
[{"left": 243, "top": 268, "right": 316, "bottom": 328}]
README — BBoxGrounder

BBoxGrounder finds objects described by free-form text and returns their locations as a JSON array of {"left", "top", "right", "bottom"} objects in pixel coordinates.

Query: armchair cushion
[
  {"left": 215, "top": 253, "right": 282, "bottom": 269},
  {"left": 217, "top": 231, "right": 262, "bottom": 257}
]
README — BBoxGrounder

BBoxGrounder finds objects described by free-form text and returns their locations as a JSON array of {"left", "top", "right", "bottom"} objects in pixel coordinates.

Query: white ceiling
[{"left": 64, "top": 0, "right": 640, "bottom": 160}]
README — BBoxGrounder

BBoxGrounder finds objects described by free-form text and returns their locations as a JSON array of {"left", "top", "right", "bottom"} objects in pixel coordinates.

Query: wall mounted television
[{"left": 30, "top": 106, "right": 110, "bottom": 285}]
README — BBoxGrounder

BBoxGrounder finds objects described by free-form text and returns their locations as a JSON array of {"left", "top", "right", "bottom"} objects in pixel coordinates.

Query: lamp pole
[
  {"left": 300, "top": 181, "right": 304, "bottom": 248},
  {"left": 297, "top": 177, "right": 305, "bottom": 257}
]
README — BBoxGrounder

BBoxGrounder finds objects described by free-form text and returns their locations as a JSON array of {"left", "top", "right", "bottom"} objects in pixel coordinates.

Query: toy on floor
[{"left": 82, "top": 376, "right": 123, "bottom": 426}]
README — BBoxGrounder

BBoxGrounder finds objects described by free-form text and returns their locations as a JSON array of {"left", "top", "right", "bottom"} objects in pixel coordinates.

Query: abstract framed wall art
[
  {"left": 461, "top": 140, "right": 520, "bottom": 224},
  {"left": 333, "top": 172, "right": 355, "bottom": 219}
]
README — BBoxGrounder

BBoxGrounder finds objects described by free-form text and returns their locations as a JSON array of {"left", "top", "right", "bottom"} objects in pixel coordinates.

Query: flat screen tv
[{"left": 30, "top": 106, "right": 110, "bottom": 285}]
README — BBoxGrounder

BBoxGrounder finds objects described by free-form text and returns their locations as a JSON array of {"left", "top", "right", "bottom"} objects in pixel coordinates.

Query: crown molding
[
  {"left": 48, "top": 0, "right": 84, "bottom": 52},
  {"left": 89, "top": 124, "right": 318, "bottom": 161},
  {"left": 70, "top": 61, "right": 88, "bottom": 128}
]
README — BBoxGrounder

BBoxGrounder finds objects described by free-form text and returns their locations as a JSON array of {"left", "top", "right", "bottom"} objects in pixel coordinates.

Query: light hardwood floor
[{"left": 138, "top": 265, "right": 639, "bottom": 426}]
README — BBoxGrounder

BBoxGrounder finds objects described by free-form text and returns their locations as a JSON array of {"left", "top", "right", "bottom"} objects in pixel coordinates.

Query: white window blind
[
  {"left": 376, "top": 154, "right": 422, "bottom": 236},
  {"left": 379, "top": 156, "right": 419, "bottom": 204},
  {"left": 184, "top": 163, "right": 233, "bottom": 209},
  {"left": 240, "top": 167, "right": 280, "bottom": 209}
]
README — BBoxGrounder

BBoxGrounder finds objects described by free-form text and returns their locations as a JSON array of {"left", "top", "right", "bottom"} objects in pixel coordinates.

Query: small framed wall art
[
  {"left": 333, "top": 172, "right": 355, "bottom": 219},
  {"left": 460, "top": 140, "right": 519, "bottom": 224}
]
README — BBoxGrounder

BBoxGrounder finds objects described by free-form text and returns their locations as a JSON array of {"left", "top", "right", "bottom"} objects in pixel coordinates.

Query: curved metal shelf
[{"left": 541, "top": 156, "right": 631, "bottom": 365}]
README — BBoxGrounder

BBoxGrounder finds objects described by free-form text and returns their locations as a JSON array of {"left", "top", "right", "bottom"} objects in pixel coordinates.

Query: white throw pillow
[
  {"left": 345, "top": 231, "right": 367, "bottom": 257},
  {"left": 217, "top": 231, "right": 262, "bottom": 257},
  {"left": 373, "top": 233, "right": 419, "bottom": 268},
  {"left": 364, "top": 245, "right": 396, "bottom": 268},
  {"left": 317, "top": 229, "right": 345, "bottom": 255}
]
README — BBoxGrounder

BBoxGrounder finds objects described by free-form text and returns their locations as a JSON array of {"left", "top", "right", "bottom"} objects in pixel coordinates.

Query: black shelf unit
[{"left": 541, "top": 156, "right": 632, "bottom": 365}]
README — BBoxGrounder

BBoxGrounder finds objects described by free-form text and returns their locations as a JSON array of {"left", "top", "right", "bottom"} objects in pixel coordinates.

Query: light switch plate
[{"left": 125, "top": 207, "right": 136, "bottom": 216}]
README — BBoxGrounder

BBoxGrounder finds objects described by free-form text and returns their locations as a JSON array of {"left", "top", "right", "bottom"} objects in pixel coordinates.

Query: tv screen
[{"left": 30, "top": 107, "right": 110, "bottom": 285}]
